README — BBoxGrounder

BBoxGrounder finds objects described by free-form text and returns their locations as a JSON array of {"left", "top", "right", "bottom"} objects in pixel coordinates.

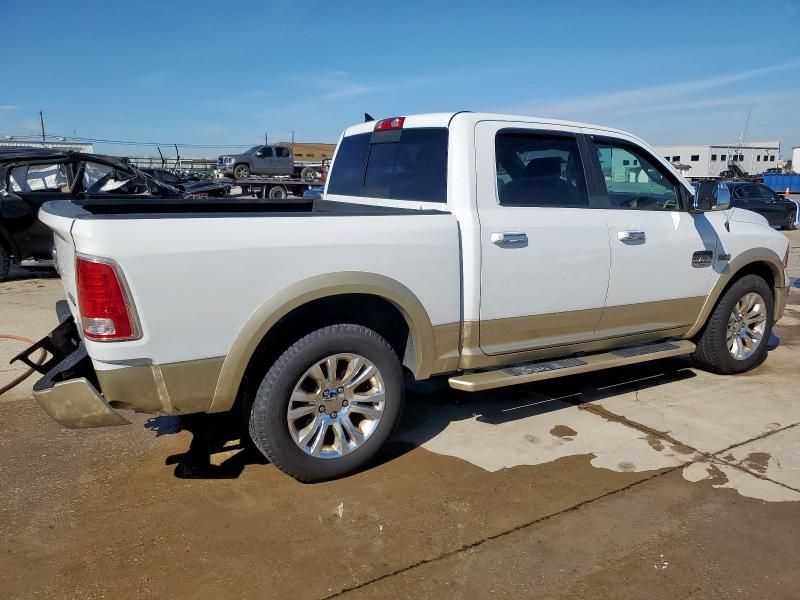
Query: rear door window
[
  {"left": 328, "top": 128, "right": 448, "bottom": 202},
  {"left": 494, "top": 132, "right": 589, "bottom": 207}
]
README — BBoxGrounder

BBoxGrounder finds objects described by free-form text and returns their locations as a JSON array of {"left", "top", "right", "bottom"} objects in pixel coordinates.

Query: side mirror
[
  {"left": 693, "top": 180, "right": 731, "bottom": 212},
  {"left": 255, "top": 151, "right": 263, "bottom": 157}
]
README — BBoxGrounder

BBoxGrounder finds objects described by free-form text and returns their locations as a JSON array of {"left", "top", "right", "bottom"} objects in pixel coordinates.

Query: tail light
[
  {"left": 76, "top": 255, "right": 140, "bottom": 341},
  {"left": 374, "top": 117, "right": 405, "bottom": 131}
]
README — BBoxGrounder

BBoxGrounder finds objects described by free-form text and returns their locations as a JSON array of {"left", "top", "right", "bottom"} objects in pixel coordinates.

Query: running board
[{"left": 448, "top": 340, "right": 696, "bottom": 392}]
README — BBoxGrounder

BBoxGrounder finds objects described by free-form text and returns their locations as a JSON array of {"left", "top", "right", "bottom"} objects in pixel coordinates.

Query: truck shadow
[
  {"left": 145, "top": 333, "right": 784, "bottom": 480},
  {"left": 145, "top": 410, "right": 267, "bottom": 479},
  {"left": 144, "top": 353, "right": 747, "bottom": 481}
]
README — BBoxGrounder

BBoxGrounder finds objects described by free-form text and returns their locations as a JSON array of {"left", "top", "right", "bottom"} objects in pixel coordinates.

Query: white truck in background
[{"left": 18, "top": 112, "right": 790, "bottom": 482}]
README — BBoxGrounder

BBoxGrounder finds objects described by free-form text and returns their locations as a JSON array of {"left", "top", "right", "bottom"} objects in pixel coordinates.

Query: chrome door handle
[
  {"left": 618, "top": 230, "right": 646, "bottom": 242},
  {"left": 491, "top": 232, "right": 528, "bottom": 246}
]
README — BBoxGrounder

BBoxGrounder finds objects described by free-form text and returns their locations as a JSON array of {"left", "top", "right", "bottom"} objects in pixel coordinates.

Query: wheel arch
[
  {"left": 686, "top": 248, "right": 786, "bottom": 338},
  {"left": 208, "top": 272, "right": 443, "bottom": 413}
]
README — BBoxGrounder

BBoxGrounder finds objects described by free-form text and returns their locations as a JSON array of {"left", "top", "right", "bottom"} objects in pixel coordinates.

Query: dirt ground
[{"left": 1, "top": 230, "right": 798, "bottom": 600}]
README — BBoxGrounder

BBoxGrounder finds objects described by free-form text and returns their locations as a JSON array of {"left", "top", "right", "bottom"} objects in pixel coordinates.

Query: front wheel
[
  {"left": 248, "top": 324, "right": 404, "bottom": 482},
  {"left": 233, "top": 164, "right": 250, "bottom": 179},
  {"left": 781, "top": 209, "right": 797, "bottom": 231},
  {"left": 692, "top": 274, "right": 774, "bottom": 374}
]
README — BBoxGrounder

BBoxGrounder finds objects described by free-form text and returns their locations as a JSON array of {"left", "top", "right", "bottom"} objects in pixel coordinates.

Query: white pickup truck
[{"left": 19, "top": 112, "right": 791, "bottom": 482}]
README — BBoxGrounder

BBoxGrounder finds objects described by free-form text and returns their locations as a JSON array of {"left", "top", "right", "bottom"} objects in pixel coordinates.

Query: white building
[
  {"left": 0, "top": 139, "right": 94, "bottom": 153},
  {"left": 792, "top": 146, "right": 799, "bottom": 173},
  {"left": 653, "top": 142, "right": 780, "bottom": 178}
]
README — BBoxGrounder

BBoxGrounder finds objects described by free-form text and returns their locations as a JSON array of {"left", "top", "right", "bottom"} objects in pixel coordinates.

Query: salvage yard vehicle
[
  {"left": 722, "top": 181, "right": 797, "bottom": 230},
  {"left": 218, "top": 145, "right": 322, "bottom": 180},
  {"left": 139, "top": 168, "right": 231, "bottom": 197},
  {"left": 17, "top": 112, "right": 791, "bottom": 482},
  {"left": 0, "top": 149, "right": 178, "bottom": 281}
]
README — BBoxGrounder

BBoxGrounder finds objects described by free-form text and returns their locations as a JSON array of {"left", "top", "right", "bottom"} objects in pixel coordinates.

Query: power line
[{"left": 0, "top": 132, "right": 258, "bottom": 148}]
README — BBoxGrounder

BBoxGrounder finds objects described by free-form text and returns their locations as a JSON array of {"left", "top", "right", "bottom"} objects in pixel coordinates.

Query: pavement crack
[
  {"left": 321, "top": 414, "right": 800, "bottom": 599},
  {"left": 565, "top": 396, "right": 800, "bottom": 495},
  {"left": 320, "top": 464, "right": 685, "bottom": 599},
  {"left": 564, "top": 396, "right": 698, "bottom": 456}
]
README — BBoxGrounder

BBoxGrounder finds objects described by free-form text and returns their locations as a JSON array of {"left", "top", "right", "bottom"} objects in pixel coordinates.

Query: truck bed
[{"left": 45, "top": 198, "right": 448, "bottom": 219}]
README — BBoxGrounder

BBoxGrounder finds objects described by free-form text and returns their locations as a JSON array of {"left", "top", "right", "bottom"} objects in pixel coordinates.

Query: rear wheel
[
  {"left": 233, "top": 164, "right": 250, "bottom": 179},
  {"left": 692, "top": 274, "right": 773, "bottom": 374},
  {"left": 0, "top": 244, "right": 10, "bottom": 282},
  {"left": 248, "top": 324, "right": 404, "bottom": 482},
  {"left": 300, "top": 166, "right": 318, "bottom": 181}
]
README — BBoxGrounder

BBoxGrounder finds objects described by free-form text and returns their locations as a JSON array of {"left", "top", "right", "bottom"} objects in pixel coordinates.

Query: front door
[
  {"left": 252, "top": 146, "right": 274, "bottom": 175},
  {"left": 583, "top": 131, "right": 720, "bottom": 338},
  {"left": 476, "top": 121, "right": 611, "bottom": 355},
  {"left": 5, "top": 162, "right": 70, "bottom": 259}
]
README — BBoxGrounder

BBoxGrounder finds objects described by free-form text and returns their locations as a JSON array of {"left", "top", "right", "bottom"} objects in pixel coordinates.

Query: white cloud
[{"left": 509, "top": 60, "right": 800, "bottom": 119}]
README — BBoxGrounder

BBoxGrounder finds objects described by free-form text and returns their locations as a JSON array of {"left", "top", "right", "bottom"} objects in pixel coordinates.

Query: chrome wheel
[
  {"left": 726, "top": 292, "right": 767, "bottom": 360},
  {"left": 287, "top": 353, "right": 385, "bottom": 459}
]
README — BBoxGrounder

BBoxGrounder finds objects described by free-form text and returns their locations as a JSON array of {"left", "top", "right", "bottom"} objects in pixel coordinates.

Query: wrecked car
[
  {"left": 0, "top": 148, "right": 189, "bottom": 280},
  {"left": 140, "top": 168, "right": 231, "bottom": 197}
]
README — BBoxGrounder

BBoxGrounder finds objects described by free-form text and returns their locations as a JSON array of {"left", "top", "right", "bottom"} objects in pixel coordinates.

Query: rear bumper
[
  {"left": 32, "top": 343, "right": 130, "bottom": 428},
  {"left": 16, "top": 304, "right": 225, "bottom": 428}
]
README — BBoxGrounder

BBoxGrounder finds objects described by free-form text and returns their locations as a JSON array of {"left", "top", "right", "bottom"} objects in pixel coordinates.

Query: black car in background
[
  {"left": 722, "top": 181, "right": 797, "bottom": 230},
  {"left": 0, "top": 148, "right": 185, "bottom": 281}
]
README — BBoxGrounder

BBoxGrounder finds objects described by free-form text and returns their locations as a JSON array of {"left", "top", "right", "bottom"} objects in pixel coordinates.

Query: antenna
[{"left": 740, "top": 107, "right": 751, "bottom": 145}]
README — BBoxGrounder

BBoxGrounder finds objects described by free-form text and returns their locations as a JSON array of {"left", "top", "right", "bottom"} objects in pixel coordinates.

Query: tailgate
[{"left": 39, "top": 201, "right": 79, "bottom": 319}]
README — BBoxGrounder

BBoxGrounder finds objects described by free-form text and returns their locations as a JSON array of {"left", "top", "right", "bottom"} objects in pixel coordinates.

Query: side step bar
[{"left": 449, "top": 340, "right": 696, "bottom": 392}]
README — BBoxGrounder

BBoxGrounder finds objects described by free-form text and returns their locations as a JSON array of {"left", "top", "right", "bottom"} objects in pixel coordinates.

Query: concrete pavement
[{"left": 1, "top": 231, "right": 798, "bottom": 599}]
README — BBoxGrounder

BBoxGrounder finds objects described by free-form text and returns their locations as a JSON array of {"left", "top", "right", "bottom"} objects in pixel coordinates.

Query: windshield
[{"left": 246, "top": 146, "right": 261, "bottom": 155}]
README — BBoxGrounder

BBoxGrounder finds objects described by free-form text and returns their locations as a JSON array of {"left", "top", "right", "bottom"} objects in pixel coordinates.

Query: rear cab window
[{"left": 327, "top": 127, "right": 448, "bottom": 203}]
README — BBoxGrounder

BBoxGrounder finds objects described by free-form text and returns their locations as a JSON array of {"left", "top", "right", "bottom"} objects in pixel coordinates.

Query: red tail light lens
[
  {"left": 76, "top": 256, "right": 139, "bottom": 341},
  {"left": 374, "top": 116, "right": 405, "bottom": 131}
]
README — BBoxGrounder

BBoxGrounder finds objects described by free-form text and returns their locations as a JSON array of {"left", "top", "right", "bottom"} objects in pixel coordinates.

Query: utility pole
[
  {"left": 265, "top": 131, "right": 268, "bottom": 146},
  {"left": 39, "top": 111, "right": 46, "bottom": 143},
  {"left": 290, "top": 130, "right": 295, "bottom": 152}
]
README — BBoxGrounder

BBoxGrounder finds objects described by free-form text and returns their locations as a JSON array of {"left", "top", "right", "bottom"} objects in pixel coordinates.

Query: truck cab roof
[{"left": 343, "top": 111, "right": 636, "bottom": 139}]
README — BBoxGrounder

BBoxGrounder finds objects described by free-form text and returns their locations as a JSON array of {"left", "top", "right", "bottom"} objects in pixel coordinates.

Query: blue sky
[{"left": 2, "top": 0, "right": 799, "bottom": 158}]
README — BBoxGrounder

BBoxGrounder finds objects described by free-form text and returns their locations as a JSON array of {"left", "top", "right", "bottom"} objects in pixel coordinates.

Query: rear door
[
  {"left": 274, "top": 146, "right": 293, "bottom": 175},
  {"left": 476, "top": 121, "right": 611, "bottom": 354},
  {"left": 582, "top": 131, "right": 719, "bottom": 337}
]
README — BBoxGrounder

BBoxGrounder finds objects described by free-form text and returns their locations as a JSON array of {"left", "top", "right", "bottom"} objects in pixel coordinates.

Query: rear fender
[{"left": 208, "top": 272, "right": 439, "bottom": 413}]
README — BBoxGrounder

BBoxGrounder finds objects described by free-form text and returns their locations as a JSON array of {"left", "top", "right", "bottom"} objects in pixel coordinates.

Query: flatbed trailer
[{"left": 232, "top": 177, "right": 319, "bottom": 199}]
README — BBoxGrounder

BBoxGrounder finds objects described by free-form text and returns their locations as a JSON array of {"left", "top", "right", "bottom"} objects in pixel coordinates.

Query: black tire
[
  {"left": 300, "top": 166, "right": 317, "bottom": 181},
  {"left": 0, "top": 243, "right": 9, "bottom": 282},
  {"left": 692, "top": 274, "right": 774, "bottom": 374},
  {"left": 233, "top": 163, "right": 250, "bottom": 179},
  {"left": 268, "top": 185, "right": 288, "bottom": 200},
  {"left": 781, "top": 209, "right": 797, "bottom": 231},
  {"left": 248, "top": 324, "right": 404, "bottom": 482}
]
